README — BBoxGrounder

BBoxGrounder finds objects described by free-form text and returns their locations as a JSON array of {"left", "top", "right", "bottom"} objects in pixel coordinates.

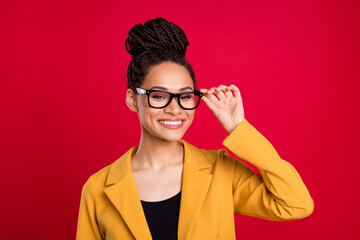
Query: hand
[{"left": 200, "top": 84, "right": 245, "bottom": 134}]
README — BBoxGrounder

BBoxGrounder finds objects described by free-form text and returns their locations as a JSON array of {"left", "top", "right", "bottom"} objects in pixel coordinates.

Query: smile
[
  {"left": 159, "top": 120, "right": 183, "bottom": 125},
  {"left": 158, "top": 120, "right": 185, "bottom": 129}
]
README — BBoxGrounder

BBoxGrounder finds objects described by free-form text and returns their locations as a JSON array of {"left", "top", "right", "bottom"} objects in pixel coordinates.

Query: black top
[{"left": 140, "top": 191, "right": 181, "bottom": 240}]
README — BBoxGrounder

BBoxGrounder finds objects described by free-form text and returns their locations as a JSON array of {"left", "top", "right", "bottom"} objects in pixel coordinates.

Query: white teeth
[{"left": 159, "top": 120, "right": 183, "bottom": 125}]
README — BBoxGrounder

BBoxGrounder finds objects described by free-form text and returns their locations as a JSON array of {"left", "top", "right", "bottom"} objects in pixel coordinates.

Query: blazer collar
[{"left": 104, "top": 139, "right": 213, "bottom": 239}]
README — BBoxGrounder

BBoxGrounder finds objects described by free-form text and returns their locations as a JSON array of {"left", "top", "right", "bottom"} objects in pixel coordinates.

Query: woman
[{"left": 76, "top": 17, "right": 314, "bottom": 240}]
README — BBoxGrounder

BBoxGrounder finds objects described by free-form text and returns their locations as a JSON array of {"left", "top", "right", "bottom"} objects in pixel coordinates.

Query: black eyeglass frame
[{"left": 135, "top": 87, "right": 203, "bottom": 110}]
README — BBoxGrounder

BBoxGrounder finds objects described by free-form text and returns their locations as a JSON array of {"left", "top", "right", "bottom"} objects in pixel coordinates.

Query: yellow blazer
[{"left": 76, "top": 119, "right": 314, "bottom": 239}]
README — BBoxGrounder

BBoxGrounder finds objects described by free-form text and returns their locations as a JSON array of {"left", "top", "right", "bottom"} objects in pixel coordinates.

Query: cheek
[
  {"left": 138, "top": 108, "right": 161, "bottom": 125},
  {"left": 186, "top": 111, "right": 195, "bottom": 124},
  {"left": 136, "top": 98, "right": 151, "bottom": 122}
]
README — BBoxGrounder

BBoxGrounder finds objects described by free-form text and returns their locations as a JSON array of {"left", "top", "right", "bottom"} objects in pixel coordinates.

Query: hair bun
[{"left": 125, "top": 17, "right": 189, "bottom": 60}]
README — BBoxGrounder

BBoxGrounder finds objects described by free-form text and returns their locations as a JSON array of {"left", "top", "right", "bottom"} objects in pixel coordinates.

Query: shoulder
[
  {"left": 81, "top": 163, "right": 113, "bottom": 195},
  {"left": 182, "top": 140, "right": 237, "bottom": 177},
  {"left": 88, "top": 164, "right": 112, "bottom": 185},
  {"left": 81, "top": 146, "right": 136, "bottom": 193},
  {"left": 205, "top": 147, "right": 237, "bottom": 175}
]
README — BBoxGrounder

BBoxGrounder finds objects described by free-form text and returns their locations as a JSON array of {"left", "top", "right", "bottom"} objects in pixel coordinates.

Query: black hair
[{"left": 125, "top": 17, "right": 197, "bottom": 93}]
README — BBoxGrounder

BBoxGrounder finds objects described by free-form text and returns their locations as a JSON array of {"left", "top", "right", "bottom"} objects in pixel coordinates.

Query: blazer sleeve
[
  {"left": 221, "top": 118, "right": 314, "bottom": 221},
  {"left": 76, "top": 178, "right": 104, "bottom": 240}
]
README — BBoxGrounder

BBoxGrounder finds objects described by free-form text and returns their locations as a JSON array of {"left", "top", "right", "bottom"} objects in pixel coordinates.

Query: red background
[{"left": 1, "top": 0, "right": 359, "bottom": 239}]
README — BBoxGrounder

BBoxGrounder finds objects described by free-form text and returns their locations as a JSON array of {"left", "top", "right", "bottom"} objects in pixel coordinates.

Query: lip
[
  {"left": 158, "top": 118, "right": 185, "bottom": 121},
  {"left": 158, "top": 119, "right": 185, "bottom": 129}
]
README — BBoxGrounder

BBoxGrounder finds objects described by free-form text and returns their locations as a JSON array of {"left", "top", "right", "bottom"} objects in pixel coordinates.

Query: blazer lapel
[
  {"left": 104, "top": 146, "right": 152, "bottom": 240},
  {"left": 178, "top": 140, "right": 213, "bottom": 240},
  {"left": 103, "top": 140, "right": 213, "bottom": 240}
]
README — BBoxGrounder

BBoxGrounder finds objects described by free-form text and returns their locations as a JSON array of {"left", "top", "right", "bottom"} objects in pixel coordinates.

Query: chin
[{"left": 160, "top": 132, "right": 186, "bottom": 142}]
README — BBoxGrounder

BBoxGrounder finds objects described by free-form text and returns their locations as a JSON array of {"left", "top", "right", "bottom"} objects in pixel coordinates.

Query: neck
[{"left": 131, "top": 127, "right": 184, "bottom": 171}]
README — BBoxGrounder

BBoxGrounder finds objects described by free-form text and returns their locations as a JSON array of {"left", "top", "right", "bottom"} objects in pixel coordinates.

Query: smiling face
[{"left": 126, "top": 61, "right": 196, "bottom": 143}]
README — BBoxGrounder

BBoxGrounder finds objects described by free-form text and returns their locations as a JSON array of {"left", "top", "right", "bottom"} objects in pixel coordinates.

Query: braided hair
[{"left": 125, "top": 17, "right": 197, "bottom": 93}]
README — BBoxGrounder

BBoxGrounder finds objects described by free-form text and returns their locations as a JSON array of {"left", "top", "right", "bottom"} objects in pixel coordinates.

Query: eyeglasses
[{"left": 135, "top": 87, "right": 203, "bottom": 110}]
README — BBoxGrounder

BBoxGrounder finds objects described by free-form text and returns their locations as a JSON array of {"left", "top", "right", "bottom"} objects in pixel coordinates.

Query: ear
[{"left": 126, "top": 88, "right": 138, "bottom": 113}]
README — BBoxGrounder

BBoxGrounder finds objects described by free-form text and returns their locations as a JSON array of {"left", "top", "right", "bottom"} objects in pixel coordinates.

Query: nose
[{"left": 164, "top": 96, "right": 182, "bottom": 114}]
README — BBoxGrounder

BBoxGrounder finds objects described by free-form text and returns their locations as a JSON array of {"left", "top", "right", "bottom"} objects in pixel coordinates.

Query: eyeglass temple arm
[{"left": 136, "top": 88, "right": 146, "bottom": 94}]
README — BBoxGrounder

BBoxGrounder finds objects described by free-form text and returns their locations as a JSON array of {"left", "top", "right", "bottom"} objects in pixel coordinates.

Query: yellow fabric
[{"left": 76, "top": 119, "right": 314, "bottom": 240}]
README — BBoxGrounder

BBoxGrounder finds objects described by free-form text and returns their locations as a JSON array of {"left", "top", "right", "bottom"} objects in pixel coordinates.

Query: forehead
[{"left": 142, "top": 62, "right": 194, "bottom": 91}]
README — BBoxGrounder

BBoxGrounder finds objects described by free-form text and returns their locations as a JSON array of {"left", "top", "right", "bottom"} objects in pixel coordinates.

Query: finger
[
  {"left": 201, "top": 96, "right": 217, "bottom": 113},
  {"left": 204, "top": 92, "right": 219, "bottom": 103},
  {"left": 214, "top": 88, "right": 226, "bottom": 100},
  {"left": 216, "top": 85, "right": 228, "bottom": 93},
  {"left": 224, "top": 86, "right": 233, "bottom": 97},
  {"left": 212, "top": 85, "right": 227, "bottom": 100},
  {"left": 229, "top": 84, "right": 241, "bottom": 97},
  {"left": 207, "top": 87, "right": 217, "bottom": 94},
  {"left": 217, "top": 85, "right": 228, "bottom": 90}
]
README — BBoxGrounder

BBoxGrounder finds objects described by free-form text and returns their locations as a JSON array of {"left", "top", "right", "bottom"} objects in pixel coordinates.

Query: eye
[
  {"left": 181, "top": 94, "right": 192, "bottom": 99},
  {"left": 181, "top": 94, "right": 193, "bottom": 100},
  {"left": 152, "top": 95, "right": 165, "bottom": 99},
  {"left": 150, "top": 92, "right": 169, "bottom": 100}
]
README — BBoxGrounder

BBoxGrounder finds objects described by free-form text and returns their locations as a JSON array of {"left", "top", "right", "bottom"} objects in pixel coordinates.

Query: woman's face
[{"left": 134, "top": 61, "right": 196, "bottom": 142}]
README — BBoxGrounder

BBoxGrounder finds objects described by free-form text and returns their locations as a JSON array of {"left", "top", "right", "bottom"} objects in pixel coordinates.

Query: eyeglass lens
[{"left": 149, "top": 91, "right": 199, "bottom": 109}]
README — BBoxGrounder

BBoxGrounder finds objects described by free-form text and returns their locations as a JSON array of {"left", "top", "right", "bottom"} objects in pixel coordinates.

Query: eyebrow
[{"left": 150, "top": 86, "right": 193, "bottom": 91}]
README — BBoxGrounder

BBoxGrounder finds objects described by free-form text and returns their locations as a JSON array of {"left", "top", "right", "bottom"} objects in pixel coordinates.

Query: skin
[{"left": 125, "top": 61, "right": 245, "bottom": 201}]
